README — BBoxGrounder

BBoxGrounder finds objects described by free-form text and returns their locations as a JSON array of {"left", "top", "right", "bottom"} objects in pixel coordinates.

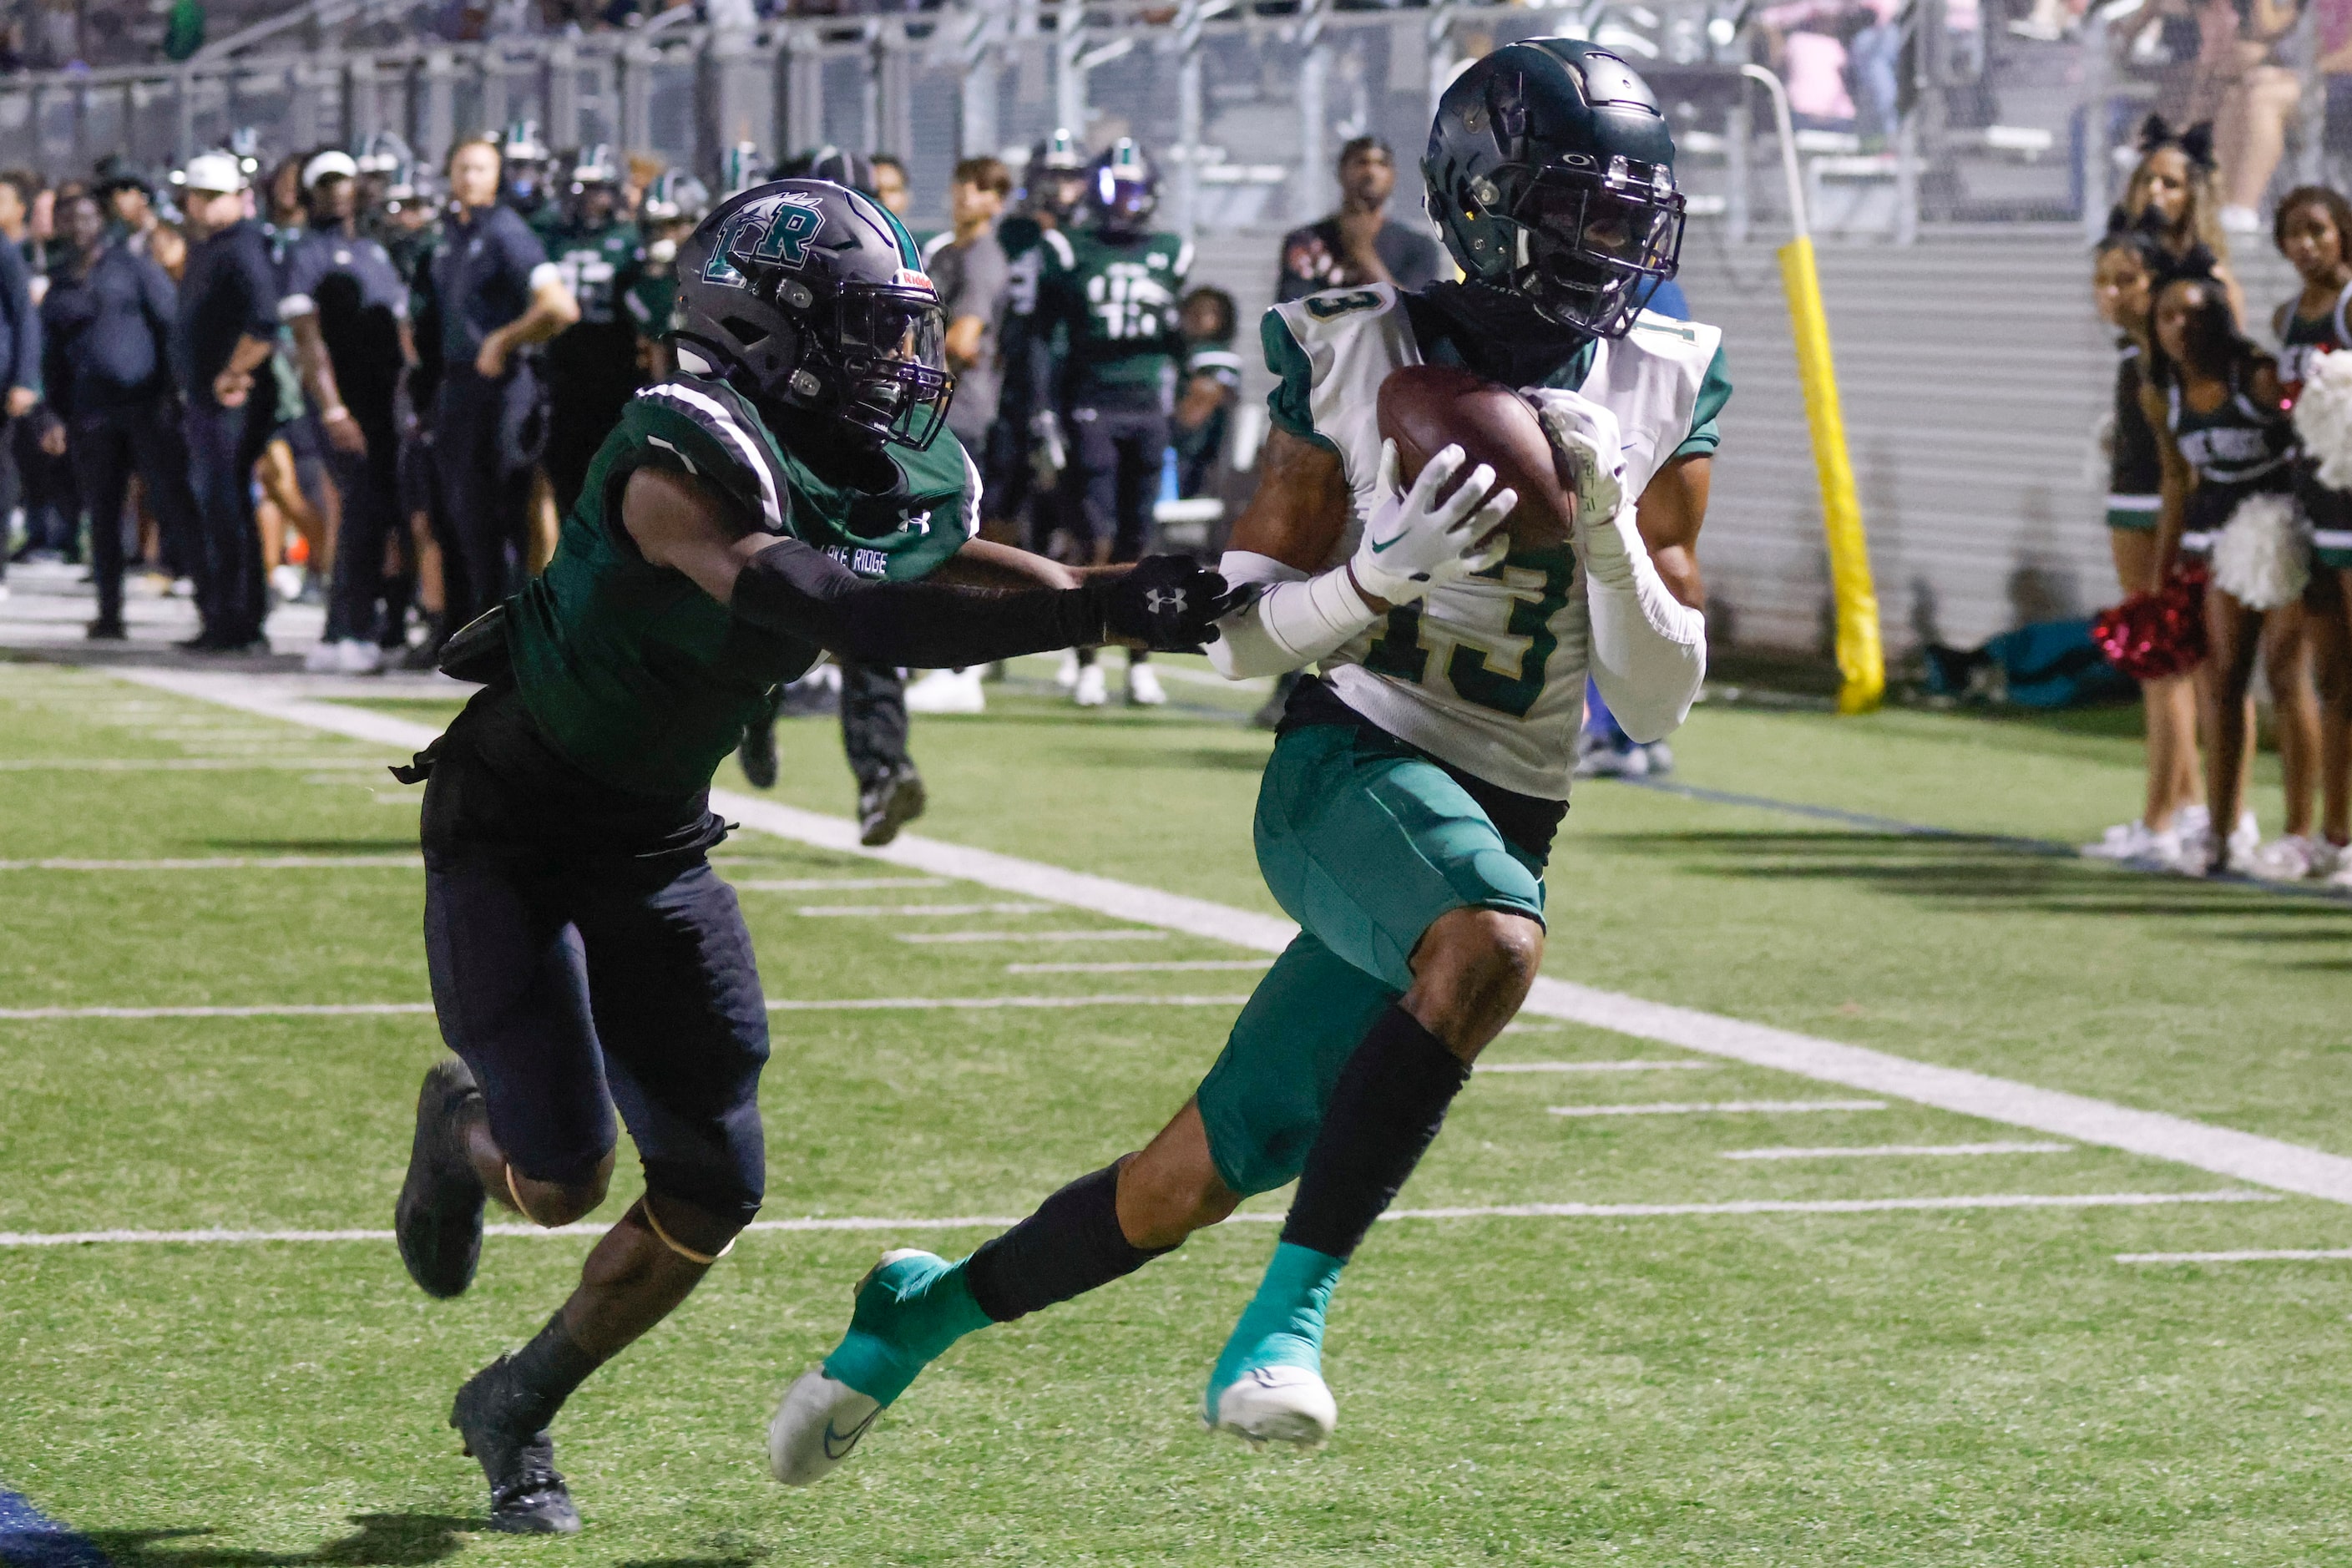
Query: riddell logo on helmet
[{"left": 893, "top": 269, "right": 936, "bottom": 294}]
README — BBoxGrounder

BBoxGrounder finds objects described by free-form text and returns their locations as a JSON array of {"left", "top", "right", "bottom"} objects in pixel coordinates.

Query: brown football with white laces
[{"left": 1375, "top": 363, "right": 1576, "bottom": 551}]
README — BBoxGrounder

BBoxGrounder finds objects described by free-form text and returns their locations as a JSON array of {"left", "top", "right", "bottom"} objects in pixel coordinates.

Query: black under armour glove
[{"left": 1094, "top": 555, "right": 1232, "bottom": 654}]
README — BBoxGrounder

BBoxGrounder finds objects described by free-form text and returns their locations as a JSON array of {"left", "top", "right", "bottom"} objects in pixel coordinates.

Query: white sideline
[
  {"left": 0, "top": 1190, "right": 2277, "bottom": 1248},
  {"left": 1552, "top": 1100, "right": 1889, "bottom": 1117},
  {"left": 897, "top": 929, "right": 1169, "bottom": 944},
  {"left": 1726, "top": 1142, "right": 2076, "bottom": 1161},
  {"left": 732, "top": 877, "right": 949, "bottom": 890},
  {"left": 2116, "top": 1248, "right": 2352, "bottom": 1264},
  {"left": 1005, "top": 960, "right": 1272, "bottom": 974},
  {"left": 107, "top": 665, "right": 2352, "bottom": 1208},
  {"left": 792, "top": 903, "right": 1058, "bottom": 917}
]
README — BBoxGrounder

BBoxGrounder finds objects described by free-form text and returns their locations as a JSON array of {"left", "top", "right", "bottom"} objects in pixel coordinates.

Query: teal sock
[
  {"left": 1206, "top": 1242, "right": 1345, "bottom": 1417},
  {"left": 821, "top": 1253, "right": 994, "bottom": 1406}
]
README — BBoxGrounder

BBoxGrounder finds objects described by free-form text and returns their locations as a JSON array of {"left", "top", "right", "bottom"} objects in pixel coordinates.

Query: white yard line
[
  {"left": 0, "top": 1190, "right": 2277, "bottom": 1248},
  {"left": 0, "top": 856, "right": 419, "bottom": 872},
  {"left": 0, "top": 757, "right": 384, "bottom": 771},
  {"left": 791, "top": 903, "right": 1058, "bottom": 917},
  {"left": 0, "top": 1003, "right": 436, "bottom": 1020},
  {"left": 1725, "top": 1142, "right": 2077, "bottom": 1161},
  {"left": 2116, "top": 1248, "right": 2352, "bottom": 1264},
  {"left": 105, "top": 665, "right": 2352, "bottom": 1208},
  {"left": 1479, "top": 1060, "right": 1714, "bottom": 1075},
  {"left": 896, "top": 929, "right": 1170, "bottom": 944},
  {"left": 766, "top": 994, "right": 1254, "bottom": 1011},
  {"left": 1005, "top": 959, "right": 1273, "bottom": 974},
  {"left": 1550, "top": 1100, "right": 1889, "bottom": 1117}
]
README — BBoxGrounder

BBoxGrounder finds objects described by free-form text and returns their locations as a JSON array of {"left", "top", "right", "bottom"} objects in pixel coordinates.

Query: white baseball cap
[
  {"left": 301, "top": 150, "right": 359, "bottom": 190},
  {"left": 180, "top": 150, "right": 247, "bottom": 196}
]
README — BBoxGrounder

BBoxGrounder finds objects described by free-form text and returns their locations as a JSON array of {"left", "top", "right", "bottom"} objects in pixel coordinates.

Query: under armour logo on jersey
[{"left": 1146, "top": 588, "right": 1187, "bottom": 616}]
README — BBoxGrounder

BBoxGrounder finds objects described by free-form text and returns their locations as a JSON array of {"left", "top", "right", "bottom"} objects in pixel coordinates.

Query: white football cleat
[
  {"left": 302, "top": 640, "right": 341, "bottom": 674},
  {"left": 767, "top": 1366, "right": 884, "bottom": 1487},
  {"left": 1055, "top": 650, "right": 1082, "bottom": 690},
  {"left": 1211, "top": 1365, "right": 1338, "bottom": 1449},
  {"left": 1126, "top": 665, "right": 1166, "bottom": 706},
  {"left": 1073, "top": 664, "right": 1108, "bottom": 707},
  {"left": 904, "top": 667, "right": 986, "bottom": 714},
  {"left": 336, "top": 638, "right": 385, "bottom": 675}
]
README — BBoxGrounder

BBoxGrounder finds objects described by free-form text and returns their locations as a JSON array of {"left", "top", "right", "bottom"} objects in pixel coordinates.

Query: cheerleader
[
  {"left": 2147, "top": 274, "right": 2302, "bottom": 874},
  {"left": 2083, "top": 232, "right": 2206, "bottom": 866},
  {"left": 2112, "top": 117, "right": 2243, "bottom": 324},
  {"left": 2269, "top": 186, "right": 2352, "bottom": 883}
]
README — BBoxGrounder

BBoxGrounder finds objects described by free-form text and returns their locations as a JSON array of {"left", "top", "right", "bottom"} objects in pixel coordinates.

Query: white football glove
[
  {"left": 1525, "top": 387, "right": 1626, "bottom": 537},
  {"left": 1349, "top": 438, "right": 1517, "bottom": 605}
]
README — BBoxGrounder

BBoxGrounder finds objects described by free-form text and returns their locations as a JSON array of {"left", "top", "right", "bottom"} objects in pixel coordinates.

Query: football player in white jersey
[{"left": 765, "top": 38, "right": 1729, "bottom": 1478}]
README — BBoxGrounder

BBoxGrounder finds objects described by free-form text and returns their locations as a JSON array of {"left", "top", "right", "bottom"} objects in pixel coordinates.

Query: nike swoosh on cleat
[{"left": 822, "top": 1407, "right": 881, "bottom": 1460}]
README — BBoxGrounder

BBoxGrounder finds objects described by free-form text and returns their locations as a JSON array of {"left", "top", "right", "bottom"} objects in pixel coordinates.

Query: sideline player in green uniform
[
  {"left": 541, "top": 145, "right": 646, "bottom": 515},
  {"left": 389, "top": 178, "right": 1227, "bottom": 1533},
  {"left": 767, "top": 38, "right": 1726, "bottom": 1478},
  {"left": 625, "top": 169, "right": 710, "bottom": 382},
  {"left": 1031, "top": 138, "right": 1191, "bottom": 706}
]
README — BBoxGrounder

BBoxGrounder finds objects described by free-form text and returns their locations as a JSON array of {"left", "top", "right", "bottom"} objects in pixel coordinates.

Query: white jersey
[{"left": 1265, "top": 284, "right": 1724, "bottom": 800}]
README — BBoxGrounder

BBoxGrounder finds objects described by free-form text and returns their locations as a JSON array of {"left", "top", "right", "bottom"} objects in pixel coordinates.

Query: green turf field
[{"left": 5, "top": 657, "right": 2352, "bottom": 1565}]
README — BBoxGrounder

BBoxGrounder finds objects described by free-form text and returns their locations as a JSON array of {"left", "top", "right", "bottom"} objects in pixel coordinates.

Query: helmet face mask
[
  {"left": 676, "top": 180, "right": 953, "bottom": 453},
  {"left": 1497, "top": 161, "right": 1684, "bottom": 336}
]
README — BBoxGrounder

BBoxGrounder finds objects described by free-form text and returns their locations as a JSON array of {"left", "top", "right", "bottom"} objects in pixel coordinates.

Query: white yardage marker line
[
  {"left": 1725, "top": 1142, "right": 2076, "bottom": 1161},
  {"left": 0, "top": 1191, "right": 2277, "bottom": 1248},
  {"left": 1479, "top": 1060, "right": 1713, "bottom": 1075},
  {"left": 0, "top": 994, "right": 1261, "bottom": 1021},
  {"left": 114, "top": 665, "right": 2352, "bottom": 1208},
  {"left": 1551, "top": 1100, "right": 1889, "bottom": 1118},
  {"left": 897, "top": 929, "right": 1170, "bottom": 944},
  {"left": 2117, "top": 1248, "right": 2352, "bottom": 1264},
  {"left": 0, "top": 856, "right": 421, "bottom": 872},
  {"left": 732, "top": 877, "right": 951, "bottom": 891},
  {"left": 1005, "top": 959, "right": 1272, "bottom": 974},
  {"left": 792, "top": 903, "right": 1058, "bottom": 918}
]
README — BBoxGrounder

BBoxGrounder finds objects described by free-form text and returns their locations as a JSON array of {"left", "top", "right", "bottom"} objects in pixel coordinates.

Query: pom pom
[
  {"left": 2210, "top": 492, "right": 2310, "bottom": 609},
  {"left": 2292, "top": 350, "right": 2352, "bottom": 490},
  {"left": 2093, "top": 564, "right": 2208, "bottom": 680}
]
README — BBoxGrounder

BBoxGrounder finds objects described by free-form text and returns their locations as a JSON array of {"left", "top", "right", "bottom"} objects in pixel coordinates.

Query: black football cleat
[
  {"left": 452, "top": 1358, "right": 581, "bottom": 1534},
  {"left": 857, "top": 765, "right": 926, "bottom": 847},
  {"left": 395, "top": 1058, "right": 486, "bottom": 1299}
]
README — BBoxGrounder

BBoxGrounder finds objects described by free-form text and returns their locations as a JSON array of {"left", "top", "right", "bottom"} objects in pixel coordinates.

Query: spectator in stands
[
  {"left": 2203, "top": 0, "right": 2304, "bottom": 235},
  {"left": 175, "top": 149, "right": 282, "bottom": 654},
  {"left": 1275, "top": 136, "right": 1442, "bottom": 304},
  {"left": 1758, "top": 0, "right": 1859, "bottom": 131},
  {"left": 904, "top": 154, "right": 1014, "bottom": 717},
  {"left": 39, "top": 189, "right": 200, "bottom": 640}
]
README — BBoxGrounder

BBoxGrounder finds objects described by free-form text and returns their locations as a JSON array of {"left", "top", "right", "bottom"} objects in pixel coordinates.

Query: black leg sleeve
[
  {"left": 1280, "top": 1004, "right": 1472, "bottom": 1261},
  {"left": 962, "top": 1160, "right": 1176, "bottom": 1323}
]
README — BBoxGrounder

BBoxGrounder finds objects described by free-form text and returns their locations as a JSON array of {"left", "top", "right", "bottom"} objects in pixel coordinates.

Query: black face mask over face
[{"left": 1418, "top": 279, "right": 1594, "bottom": 388}]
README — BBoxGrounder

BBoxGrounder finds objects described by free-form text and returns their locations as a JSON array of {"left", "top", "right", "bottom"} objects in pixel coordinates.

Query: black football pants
[
  {"left": 68, "top": 399, "right": 205, "bottom": 629},
  {"left": 1065, "top": 404, "right": 1169, "bottom": 565}
]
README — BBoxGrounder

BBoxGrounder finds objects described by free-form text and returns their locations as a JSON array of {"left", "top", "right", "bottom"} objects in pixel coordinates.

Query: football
[{"left": 1375, "top": 363, "right": 1576, "bottom": 551}]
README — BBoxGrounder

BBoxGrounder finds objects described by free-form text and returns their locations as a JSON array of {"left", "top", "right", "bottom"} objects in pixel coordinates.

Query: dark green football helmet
[{"left": 1423, "top": 38, "right": 1685, "bottom": 338}]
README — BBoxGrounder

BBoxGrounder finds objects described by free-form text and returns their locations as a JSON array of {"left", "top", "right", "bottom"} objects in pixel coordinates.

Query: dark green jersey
[
  {"left": 625, "top": 270, "right": 676, "bottom": 343},
  {"left": 1034, "top": 225, "right": 1191, "bottom": 407},
  {"left": 544, "top": 218, "right": 643, "bottom": 327},
  {"left": 507, "top": 374, "right": 976, "bottom": 795}
]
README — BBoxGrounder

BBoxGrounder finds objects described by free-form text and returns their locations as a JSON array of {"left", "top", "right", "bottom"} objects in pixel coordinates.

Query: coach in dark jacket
[
  {"left": 0, "top": 200, "right": 40, "bottom": 595},
  {"left": 39, "top": 190, "right": 202, "bottom": 639},
  {"left": 175, "top": 150, "right": 282, "bottom": 654}
]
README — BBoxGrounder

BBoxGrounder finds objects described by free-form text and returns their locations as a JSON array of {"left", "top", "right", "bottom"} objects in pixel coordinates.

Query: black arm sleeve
[{"left": 731, "top": 538, "right": 1105, "bottom": 666}]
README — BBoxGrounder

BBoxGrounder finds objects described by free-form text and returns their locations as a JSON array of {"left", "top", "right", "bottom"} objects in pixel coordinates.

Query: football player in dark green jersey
[
  {"left": 1031, "top": 139, "right": 1191, "bottom": 706},
  {"left": 541, "top": 145, "right": 647, "bottom": 515},
  {"left": 625, "top": 169, "right": 710, "bottom": 382},
  {"left": 389, "top": 178, "right": 1227, "bottom": 1534}
]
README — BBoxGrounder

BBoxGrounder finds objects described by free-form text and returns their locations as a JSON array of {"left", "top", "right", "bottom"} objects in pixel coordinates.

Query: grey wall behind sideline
[{"left": 1186, "top": 225, "right": 2304, "bottom": 661}]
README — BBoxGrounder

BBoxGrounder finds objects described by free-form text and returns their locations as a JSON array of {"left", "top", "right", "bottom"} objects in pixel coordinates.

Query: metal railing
[{"left": 0, "top": 0, "right": 2336, "bottom": 239}]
